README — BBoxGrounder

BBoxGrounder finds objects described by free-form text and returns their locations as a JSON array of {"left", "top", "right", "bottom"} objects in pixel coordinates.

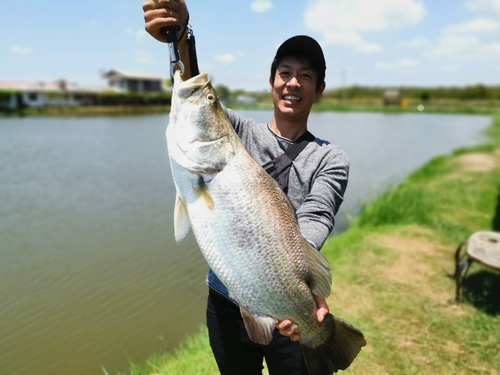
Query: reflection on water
[{"left": 0, "top": 112, "right": 490, "bottom": 374}]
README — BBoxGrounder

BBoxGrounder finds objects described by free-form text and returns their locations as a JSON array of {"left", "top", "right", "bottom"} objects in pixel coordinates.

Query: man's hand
[
  {"left": 276, "top": 294, "right": 329, "bottom": 342},
  {"left": 143, "top": 0, "right": 189, "bottom": 42}
]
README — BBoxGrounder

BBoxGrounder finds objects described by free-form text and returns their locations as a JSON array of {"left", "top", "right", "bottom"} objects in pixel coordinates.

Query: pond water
[{"left": 0, "top": 111, "right": 490, "bottom": 374}]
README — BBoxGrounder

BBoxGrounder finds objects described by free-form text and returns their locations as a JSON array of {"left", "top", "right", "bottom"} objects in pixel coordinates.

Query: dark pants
[{"left": 206, "top": 289, "right": 309, "bottom": 375}]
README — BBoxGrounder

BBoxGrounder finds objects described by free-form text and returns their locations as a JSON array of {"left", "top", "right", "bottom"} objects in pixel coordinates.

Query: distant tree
[
  {"left": 215, "top": 84, "right": 231, "bottom": 101},
  {"left": 420, "top": 90, "right": 431, "bottom": 101},
  {"left": 218, "top": 83, "right": 500, "bottom": 103},
  {"left": 0, "top": 89, "right": 14, "bottom": 103}
]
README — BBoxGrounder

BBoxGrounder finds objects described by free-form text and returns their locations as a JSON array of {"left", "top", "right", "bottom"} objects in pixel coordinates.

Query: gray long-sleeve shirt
[{"left": 207, "top": 106, "right": 350, "bottom": 300}]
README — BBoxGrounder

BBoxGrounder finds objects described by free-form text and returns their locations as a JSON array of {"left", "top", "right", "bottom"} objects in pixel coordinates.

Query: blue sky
[{"left": 1, "top": 0, "right": 500, "bottom": 91}]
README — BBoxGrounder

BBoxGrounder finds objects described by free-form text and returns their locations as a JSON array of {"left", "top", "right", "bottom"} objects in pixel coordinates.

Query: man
[{"left": 143, "top": 1, "right": 349, "bottom": 374}]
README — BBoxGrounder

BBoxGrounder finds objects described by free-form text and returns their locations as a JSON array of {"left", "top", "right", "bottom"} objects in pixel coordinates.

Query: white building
[
  {"left": 101, "top": 70, "right": 167, "bottom": 93},
  {"left": 0, "top": 80, "right": 118, "bottom": 110},
  {"left": 0, "top": 70, "right": 169, "bottom": 110}
]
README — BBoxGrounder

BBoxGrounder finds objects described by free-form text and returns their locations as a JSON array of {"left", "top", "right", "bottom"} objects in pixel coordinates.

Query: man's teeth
[{"left": 283, "top": 95, "right": 301, "bottom": 101}]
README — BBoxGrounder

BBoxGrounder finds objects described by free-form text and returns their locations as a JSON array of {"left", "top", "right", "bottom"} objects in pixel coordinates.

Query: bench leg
[{"left": 452, "top": 241, "right": 473, "bottom": 303}]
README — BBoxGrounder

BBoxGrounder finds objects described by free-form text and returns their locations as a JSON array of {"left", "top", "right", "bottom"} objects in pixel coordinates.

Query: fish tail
[{"left": 300, "top": 314, "right": 366, "bottom": 374}]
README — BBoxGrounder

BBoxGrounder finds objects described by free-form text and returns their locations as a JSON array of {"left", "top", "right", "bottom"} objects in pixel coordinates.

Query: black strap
[
  {"left": 186, "top": 25, "right": 200, "bottom": 76},
  {"left": 284, "top": 131, "right": 315, "bottom": 160},
  {"left": 263, "top": 131, "right": 315, "bottom": 193}
]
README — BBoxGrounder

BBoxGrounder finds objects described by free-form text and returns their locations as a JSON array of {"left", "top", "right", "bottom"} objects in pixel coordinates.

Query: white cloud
[
  {"left": 10, "top": 45, "right": 33, "bottom": 54},
  {"left": 424, "top": 34, "right": 500, "bottom": 60},
  {"left": 397, "top": 36, "right": 430, "bottom": 49},
  {"left": 356, "top": 43, "right": 383, "bottom": 53},
  {"left": 466, "top": 0, "right": 500, "bottom": 14},
  {"left": 304, "top": 0, "right": 426, "bottom": 53},
  {"left": 214, "top": 53, "right": 236, "bottom": 63},
  {"left": 442, "top": 17, "right": 499, "bottom": 34},
  {"left": 250, "top": 0, "right": 273, "bottom": 13},
  {"left": 320, "top": 30, "right": 382, "bottom": 53},
  {"left": 236, "top": 51, "right": 246, "bottom": 57},
  {"left": 422, "top": 12, "right": 500, "bottom": 63},
  {"left": 375, "top": 58, "right": 418, "bottom": 70}
]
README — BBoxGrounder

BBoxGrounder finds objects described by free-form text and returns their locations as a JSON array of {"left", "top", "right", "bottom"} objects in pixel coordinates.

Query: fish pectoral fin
[
  {"left": 174, "top": 193, "right": 191, "bottom": 242},
  {"left": 305, "top": 240, "right": 332, "bottom": 299},
  {"left": 195, "top": 184, "right": 214, "bottom": 211},
  {"left": 240, "top": 307, "right": 276, "bottom": 345}
]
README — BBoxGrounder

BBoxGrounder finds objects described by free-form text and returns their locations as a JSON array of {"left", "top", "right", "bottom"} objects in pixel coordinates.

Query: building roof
[
  {"left": 101, "top": 69, "right": 164, "bottom": 81},
  {"left": 0, "top": 81, "right": 120, "bottom": 94}
]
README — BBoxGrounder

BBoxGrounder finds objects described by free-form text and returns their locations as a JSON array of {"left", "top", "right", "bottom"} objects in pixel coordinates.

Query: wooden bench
[{"left": 452, "top": 231, "right": 500, "bottom": 303}]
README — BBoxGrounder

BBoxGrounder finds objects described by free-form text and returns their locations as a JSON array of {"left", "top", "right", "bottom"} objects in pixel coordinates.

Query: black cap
[{"left": 274, "top": 35, "right": 326, "bottom": 82}]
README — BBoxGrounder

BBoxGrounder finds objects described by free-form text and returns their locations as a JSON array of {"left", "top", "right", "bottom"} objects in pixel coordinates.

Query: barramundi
[{"left": 166, "top": 70, "right": 366, "bottom": 374}]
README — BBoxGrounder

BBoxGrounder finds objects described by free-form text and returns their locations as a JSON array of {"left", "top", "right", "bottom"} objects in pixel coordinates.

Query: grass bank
[{"left": 118, "top": 112, "right": 500, "bottom": 375}]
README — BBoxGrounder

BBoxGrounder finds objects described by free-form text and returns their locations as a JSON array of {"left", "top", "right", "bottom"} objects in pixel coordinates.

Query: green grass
[
  {"left": 356, "top": 147, "right": 500, "bottom": 243},
  {"left": 117, "top": 113, "right": 500, "bottom": 375},
  {"left": 124, "top": 329, "right": 218, "bottom": 375},
  {"left": 311, "top": 102, "right": 499, "bottom": 115}
]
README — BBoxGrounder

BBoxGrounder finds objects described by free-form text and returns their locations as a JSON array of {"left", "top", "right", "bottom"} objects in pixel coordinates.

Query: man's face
[{"left": 270, "top": 57, "right": 325, "bottom": 122}]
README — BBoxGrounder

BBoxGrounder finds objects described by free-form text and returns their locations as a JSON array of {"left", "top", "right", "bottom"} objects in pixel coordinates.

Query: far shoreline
[{"left": 1, "top": 99, "right": 499, "bottom": 118}]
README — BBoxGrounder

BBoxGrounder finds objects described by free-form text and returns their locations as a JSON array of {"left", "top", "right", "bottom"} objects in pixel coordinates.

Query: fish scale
[{"left": 167, "top": 70, "right": 366, "bottom": 374}]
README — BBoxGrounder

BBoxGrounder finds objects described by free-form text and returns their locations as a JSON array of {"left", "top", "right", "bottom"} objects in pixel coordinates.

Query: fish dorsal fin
[
  {"left": 174, "top": 193, "right": 191, "bottom": 242},
  {"left": 240, "top": 307, "right": 276, "bottom": 345},
  {"left": 305, "top": 241, "right": 332, "bottom": 299}
]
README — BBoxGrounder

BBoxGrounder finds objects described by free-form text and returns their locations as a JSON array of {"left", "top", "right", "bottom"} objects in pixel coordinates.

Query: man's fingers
[
  {"left": 144, "top": 8, "right": 181, "bottom": 42},
  {"left": 316, "top": 306, "right": 329, "bottom": 323},
  {"left": 277, "top": 319, "right": 301, "bottom": 341},
  {"left": 312, "top": 294, "right": 330, "bottom": 323},
  {"left": 143, "top": 0, "right": 180, "bottom": 12},
  {"left": 283, "top": 323, "right": 297, "bottom": 335},
  {"left": 276, "top": 319, "right": 292, "bottom": 331},
  {"left": 144, "top": 8, "right": 179, "bottom": 23},
  {"left": 290, "top": 333, "right": 300, "bottom": 342}
]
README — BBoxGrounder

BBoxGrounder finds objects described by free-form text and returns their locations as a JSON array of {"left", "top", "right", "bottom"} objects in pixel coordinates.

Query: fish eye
[{"left": 206, "top": 93, "right": 216, "bottom": 102}]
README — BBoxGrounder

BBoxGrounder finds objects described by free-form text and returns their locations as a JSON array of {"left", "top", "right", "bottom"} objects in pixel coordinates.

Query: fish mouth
[{"left": 174, "top": 71, "right": 210, "bottom": 100}]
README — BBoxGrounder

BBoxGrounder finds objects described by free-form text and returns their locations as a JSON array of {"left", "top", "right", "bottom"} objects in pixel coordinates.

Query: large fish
[{"left": 166, "top": 70, "right": 366, "bottom": 374}]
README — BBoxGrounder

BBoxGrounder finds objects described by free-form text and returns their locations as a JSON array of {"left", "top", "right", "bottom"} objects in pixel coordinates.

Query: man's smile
[{"left": 282, "top": 95, "right": 302, "bottom": 102}]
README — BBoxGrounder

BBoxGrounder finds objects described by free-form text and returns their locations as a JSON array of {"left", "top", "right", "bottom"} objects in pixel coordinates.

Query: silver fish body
[{"left": 167, "top": 71, "right": 365, "bottom": 374}]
